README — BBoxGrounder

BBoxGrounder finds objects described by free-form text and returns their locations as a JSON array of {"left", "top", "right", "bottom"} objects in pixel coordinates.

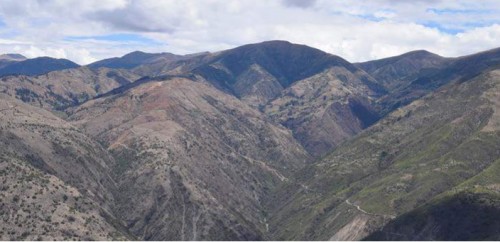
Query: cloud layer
[{"left": 0, "top": 0, "right": 499, "bottom": 64}]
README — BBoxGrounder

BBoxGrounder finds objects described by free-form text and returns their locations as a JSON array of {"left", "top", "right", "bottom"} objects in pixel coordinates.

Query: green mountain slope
[{"left": 268, "top": 68, "right": 500, "bottom": 240}]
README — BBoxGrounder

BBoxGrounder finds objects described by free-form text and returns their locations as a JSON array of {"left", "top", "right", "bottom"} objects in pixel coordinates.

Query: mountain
[
  {"left": 0, "top": 54, "right": 27, "bottom": 61},
  {"left": 263, "top": 64, "right": 382, "bottom": 157},
  {"left": 191, "top": 41, "right": 381, "bottom": 105},
  {"left": 0, "top": 54, "right": 27, "bottom": 63},
  {"left": 0, "top": 57, "right": 79, "bottom": 77},
  {"left": 0, "top": 53, "right": 27, "bottom": 69},
  {"left": 374, "top": 47, "right": 500, "bottom": 115},
  {"left": 2, "top": 40, "right": 500, "bottom": 240},
  {"left": 88, "top": 51, "right": 183, "bottom": 70},
  {"left": 0, "top": 67, "right": 139, "bottom": 111},
  {"left": 192, "top": 41, "right": 387, "bottom": 157},
  {"left": 131, "top": 51, "right": 212, "bottom": 77},
  {"left": 201, "top": 41, "right": 386, "bottom": 157},
  {"left": 67, "top": 75, "right": 310, "bottom": 240},
  {"left": 0, "top": 94, "right": 132, "bottom": 240},
  {"left": 356, "top": 50, "right": 450, "bottom": 91},
  {"left": 267, "top": 66, "right": 500, "bottom": 240},
  {"left": 128, "top": 41, "right": 387, "bottom": 157}
]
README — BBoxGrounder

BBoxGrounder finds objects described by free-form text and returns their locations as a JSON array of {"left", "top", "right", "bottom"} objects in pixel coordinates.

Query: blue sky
[
  {"left": 64, "top": 34, "right": 161, "bottom": 45},
  {"left": 0, "top": 0, "right": 499, "bottom": 64}
]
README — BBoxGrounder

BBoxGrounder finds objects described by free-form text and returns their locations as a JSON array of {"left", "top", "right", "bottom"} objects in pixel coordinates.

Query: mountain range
[{"left": 1, "top": 40, "right": 500, "bottom": 240}]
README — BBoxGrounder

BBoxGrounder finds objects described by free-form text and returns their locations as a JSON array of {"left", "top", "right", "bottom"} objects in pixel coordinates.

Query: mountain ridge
[{"left": 0, "top": 56, "right": 79, "bottom": 77}]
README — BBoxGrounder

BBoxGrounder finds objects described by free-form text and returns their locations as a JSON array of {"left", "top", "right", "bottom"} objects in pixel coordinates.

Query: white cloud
[{"left": 0, "top": 0, "right": 499, "bottom": 64}]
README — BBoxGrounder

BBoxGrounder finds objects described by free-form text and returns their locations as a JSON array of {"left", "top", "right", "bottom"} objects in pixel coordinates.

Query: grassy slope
[
  {"left": 268, "top": 69, "right": 500, "bottom": 240},
  {"left": 366, "top": 157, "right": 500, "bottom": 240}
]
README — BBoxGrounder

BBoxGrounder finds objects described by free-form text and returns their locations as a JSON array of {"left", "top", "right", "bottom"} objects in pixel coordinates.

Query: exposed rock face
[
  {"left": 0, "top": 67, "right": 139, "bottom": 110},
  {"left": 0, "top": 95, "right": 130, "bottom": 240},
  {"left": 68, "top": 76, "right": 310, "bottom": 240}
]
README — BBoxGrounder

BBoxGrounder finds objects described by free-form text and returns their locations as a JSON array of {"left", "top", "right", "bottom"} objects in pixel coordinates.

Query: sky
[{"left": 0, "top": 0, "right": 499, "bottom": 64}]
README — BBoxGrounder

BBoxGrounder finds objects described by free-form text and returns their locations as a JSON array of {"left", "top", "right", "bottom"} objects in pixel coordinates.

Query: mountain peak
[
  {"left": 252, "top": 40, "right": 293, "bottom": 46},
  {"left": 122, "top": 51, "right": 152, "bottom": 58},
  {"left": 399, "top": 49, "right": 443, "bottom": 59},
  {"left": 232, "top": 40, "right": 324, "bottom": 53}
]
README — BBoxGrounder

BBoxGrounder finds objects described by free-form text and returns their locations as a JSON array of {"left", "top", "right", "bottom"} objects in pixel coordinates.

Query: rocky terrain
[
  {"left": 0, "top": 94, "right": 131, "bottom": 240},
  {"left": 1, "top": 41, "right": 500, "bottom": 240},
  {"left": 68, "top": 75, "right": 309, "bottom": 240}
]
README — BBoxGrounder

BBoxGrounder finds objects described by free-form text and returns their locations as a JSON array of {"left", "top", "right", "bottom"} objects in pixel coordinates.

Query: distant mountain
[
  {"left": 356, "top": 50, "right": 450, "bottom": 91},
  {"left": 0, "top": 53, "right": 27, "bottom": 61},
  {"left": 375, "top": 47, "right": 500, "bottom": 115},
  {"left": 0, "top": 53, "right": 27, "bottom": 69},
  {"left": 0, "top": 57, "right": 79, "bottom": 77},
  {"left": 131, "top": 51, "right": 212, "bottom": 76},
  {"left": 88, "top": 51, "right": 182, "bottom": 69}
]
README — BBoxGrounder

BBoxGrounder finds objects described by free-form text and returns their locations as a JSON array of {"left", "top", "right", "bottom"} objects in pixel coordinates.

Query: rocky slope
[
  {"left": 68, "top": 75, "right": 310, "bottom": 240},
  {"left": 0, "top": 94, "right": 131, "bottom": 240}
]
